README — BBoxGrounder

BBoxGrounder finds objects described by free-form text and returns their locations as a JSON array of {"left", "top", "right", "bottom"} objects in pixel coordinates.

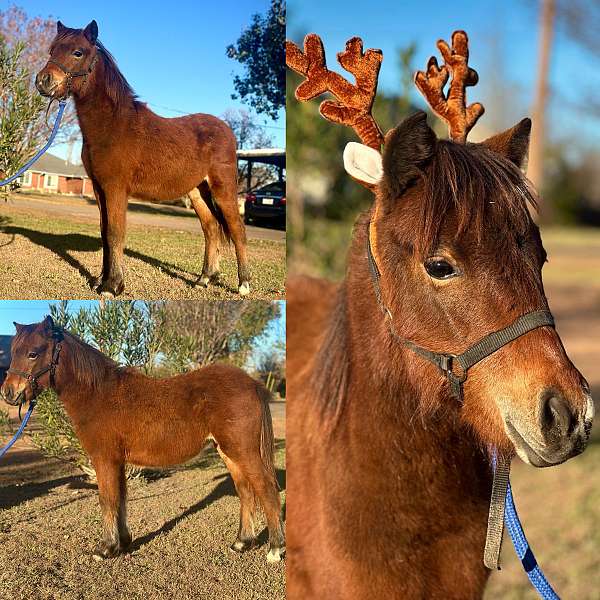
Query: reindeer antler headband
[
  {"left": 286, "top": 34, "right": 384, "bottom": 151},
  {"left": 286, "top": 30, "right": 484, "bottom": 150},
  {"left": 414, "top": 30, "right": 484, "bottom": 143}
]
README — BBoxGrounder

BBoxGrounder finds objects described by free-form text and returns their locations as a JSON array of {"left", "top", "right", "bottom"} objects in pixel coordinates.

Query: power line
[{"left": 147, "top": 103, "right": 285, "bottom": 130}]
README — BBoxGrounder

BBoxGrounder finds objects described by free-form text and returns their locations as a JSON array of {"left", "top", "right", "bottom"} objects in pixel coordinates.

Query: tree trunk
[{"left": 529, "top": 0, "right": 556, "bottom": 221}]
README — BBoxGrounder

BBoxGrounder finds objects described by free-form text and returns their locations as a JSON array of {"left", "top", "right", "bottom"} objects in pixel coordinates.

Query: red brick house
[{"left": 18, "top": 153, "right": 93, "bottom": 196}]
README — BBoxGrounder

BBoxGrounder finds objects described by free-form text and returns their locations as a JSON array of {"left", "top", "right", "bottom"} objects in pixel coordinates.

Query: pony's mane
[
  {"left": 53, "top": 29, "right": 139, "bottom": 108},
  {"left": 94, "top": 39, "right": 139, "bottom": 108},
  {"left": 311, "top": 284, "right": 350, "bottom": 423},
  {"left": 61, "top": 330, "right": 121, "bottom": 390},
  {"left": 413, "top": 140, "right": 537, "bottom": 257}
]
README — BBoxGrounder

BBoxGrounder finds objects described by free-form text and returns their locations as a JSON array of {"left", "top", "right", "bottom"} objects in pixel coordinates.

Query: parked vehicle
[{"left": 244, "top": 181, "right": 286, "bottom": 225}]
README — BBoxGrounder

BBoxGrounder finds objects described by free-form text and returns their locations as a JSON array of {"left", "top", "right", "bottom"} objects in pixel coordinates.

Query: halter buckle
[{"left": 439, "top": 355, "right": 467, "bottom": 401}]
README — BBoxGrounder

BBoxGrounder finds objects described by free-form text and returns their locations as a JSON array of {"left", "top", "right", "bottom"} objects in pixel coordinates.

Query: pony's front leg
[
  {"left": 96, "top": 188, "right": 127, "bottom": 297},
  {"left": 92, "top": 460, "right": 130, "bottom": 560}
]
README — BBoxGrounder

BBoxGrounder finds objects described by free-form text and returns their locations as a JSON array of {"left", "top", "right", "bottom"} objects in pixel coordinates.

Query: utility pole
[{"left": 529, "top": 0, "right": 556, "bottom": 220}]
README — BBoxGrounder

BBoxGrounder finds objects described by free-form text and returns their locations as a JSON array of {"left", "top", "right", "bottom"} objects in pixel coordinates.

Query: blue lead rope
[
  {"left": 0, "top": 100, "right": 67, "bottom": 188},
  {"left": 0, "top": 402, "right": 36, "bottom": 459},
  {"left": 504, "top": 479, "right": 560, "bottom": 599}
]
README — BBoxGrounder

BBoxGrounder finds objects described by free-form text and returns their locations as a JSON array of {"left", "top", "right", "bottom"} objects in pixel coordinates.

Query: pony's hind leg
[
  {"left": 206, "top": 169, "right": 250, "bottom": 296},
  {"left": 244, "top": 463, "right": 285, "bottom": 562},
  {"left": 188, "top": 184, "right": 221, "bottom": 286},
  {"left": 216, "top": 441, "right": 285, "bottom": 562},
  {"left": 92, "top": 460, "right": 130, "bottom": 559},
  {"left": 218, "top": 448, "right": 259, "bottom": 552}
]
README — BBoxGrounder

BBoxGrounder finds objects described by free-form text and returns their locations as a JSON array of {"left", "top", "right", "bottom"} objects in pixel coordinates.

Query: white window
[
  {"left": 19, "top": 171, "right": 32, "bottom": 186},
  {"left": 44, "top": 174, "right": 58, "bottom": 189}
]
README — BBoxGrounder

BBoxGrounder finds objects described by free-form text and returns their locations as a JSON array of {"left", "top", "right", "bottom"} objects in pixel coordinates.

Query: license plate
[{"left": 262, "top": 197, "right": 274, "bottom": 205}]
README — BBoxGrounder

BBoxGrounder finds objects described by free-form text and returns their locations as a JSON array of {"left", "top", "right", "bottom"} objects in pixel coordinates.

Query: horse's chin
[{"left": 502, "top": 417, "right": 575, "bottom": 468}]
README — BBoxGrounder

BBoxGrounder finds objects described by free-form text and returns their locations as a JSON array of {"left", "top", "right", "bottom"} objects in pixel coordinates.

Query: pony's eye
[
  {"left": 27, "top": 352, "right": 38, "bottom": 359},
  {"left": 72, "top": 49, "right": 83, "bottom": 58},
  {"left": 424, "top": 258, "right": 457, "bottom": 280}
]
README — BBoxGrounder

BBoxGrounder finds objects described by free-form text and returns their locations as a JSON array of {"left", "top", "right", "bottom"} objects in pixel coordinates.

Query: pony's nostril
[{"left": 541, "top": 393, "right": 575, "bottom": 438}]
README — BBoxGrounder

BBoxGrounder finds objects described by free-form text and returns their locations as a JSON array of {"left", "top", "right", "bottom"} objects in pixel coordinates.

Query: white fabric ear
[{"left": 343, "top": 142, "right": 383, "bottom": 185}]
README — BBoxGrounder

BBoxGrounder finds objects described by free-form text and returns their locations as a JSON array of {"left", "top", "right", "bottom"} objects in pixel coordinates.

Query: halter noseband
[
  {"left": 48, "top": 50, "right": 98, "bottom": 97},
  {"left": 366, "top": 222, "right": 555, "bottom": 401},
  {"left": 7, "top": 329, "right": 64, "bottom": 402}
]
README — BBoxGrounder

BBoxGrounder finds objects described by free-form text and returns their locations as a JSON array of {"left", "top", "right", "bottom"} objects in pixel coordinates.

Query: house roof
[
  {"left": 29, "top": 153, "right": 88, "bottom": 178},
  {"left": 0, "top": 335, "right": 12, "bottom": 368}
]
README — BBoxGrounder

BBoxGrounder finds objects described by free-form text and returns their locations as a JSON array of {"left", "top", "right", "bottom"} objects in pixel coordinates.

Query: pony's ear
[
  {"left": 343, "top": 142, "right": 383, "bottom": 186},
  {"left": 83, "top": 20, "right": 98, "bottom": 44},
  {"left": 57, "top": 21, "right": 65, "bottom": 33},
  {"left": 13, "top": 322, "right": 23, "bottom": 333},
  {"left": 481, "top": 118, "right": 532, "bottom": 169},
  {"left": 42, "top": 315, "right": 55, "bottom": 334},
  {"left": 381, "top": 111, "right": 437, "bottom": 199}
]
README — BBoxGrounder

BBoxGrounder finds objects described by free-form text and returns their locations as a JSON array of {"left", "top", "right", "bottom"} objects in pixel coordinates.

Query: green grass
[{"left": 0, "top": 207, "right": 285, "bottom": 299}]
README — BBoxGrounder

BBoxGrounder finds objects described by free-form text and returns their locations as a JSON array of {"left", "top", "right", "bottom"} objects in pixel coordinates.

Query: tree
[
  {"left": 159, "top": 300, "right": 279, "bottom": 372},
  {"left": 226, "top": 0, "right": 285, "bottom": 119},
  {"left": 0, "top": 6, "right": 80, "bottom": 194},
  {"left": 0, "top": 36, "right": 45, "bottom": 199},
  {"left": 221, "top": 108, "right": 273, "bottom": 149}
]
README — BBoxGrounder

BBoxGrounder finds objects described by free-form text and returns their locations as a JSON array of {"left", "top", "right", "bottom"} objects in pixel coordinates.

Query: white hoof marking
[
  {"left": 267, "top": 547, "right": 283, "bottom": 563},
  {"left": 239, "top": 282, "right": 250, "bottom": 296}
]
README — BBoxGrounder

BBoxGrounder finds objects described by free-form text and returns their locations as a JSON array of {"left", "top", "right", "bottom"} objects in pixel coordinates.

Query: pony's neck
[
  {"left": 72, "top": 57, "right": 136, "bottom": 139},
  {"left": 51, "top": 336, "right": 111, "bottom": 399}
]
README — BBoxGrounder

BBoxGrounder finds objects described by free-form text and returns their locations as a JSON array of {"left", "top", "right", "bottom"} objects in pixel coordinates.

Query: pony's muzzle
[
  {"left": 504, "top": 388, "right": 594, "bottom": 468},
  {"left": 0, "top": 384, "right": 22, "bottom": 406},
  {"left": 35, "top": 71, "right": 56, "bottom": 97}
]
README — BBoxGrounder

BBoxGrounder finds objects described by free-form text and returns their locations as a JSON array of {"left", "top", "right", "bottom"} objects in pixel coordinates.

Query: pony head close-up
[
  {"left": 36, "top": 20, "right": 103, "bottom": 101},
  {"left": 1, "top": 316, "right": 63, "bottom": 406},
  {"left": 287, "top": 30, "right": 593, "bottom": 466}
]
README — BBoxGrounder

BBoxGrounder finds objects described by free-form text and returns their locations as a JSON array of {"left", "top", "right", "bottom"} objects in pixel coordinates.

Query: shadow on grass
[
  {"left": 130, "top": 466, "right": 286, "bottom": 553},
  {"left": 80, "top": 196, "right": 198, "bottom": 220},
  {"left": 0, "top": 219, "right": 202, "bottom": 288}
]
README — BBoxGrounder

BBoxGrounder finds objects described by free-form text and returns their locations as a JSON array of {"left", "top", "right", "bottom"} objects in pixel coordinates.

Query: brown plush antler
[
  {"left": 286, "top": 34, "right": 384, "bottom": 150},
  {"left": 414, "top": 30, "right": 484, "bottom": 143}
]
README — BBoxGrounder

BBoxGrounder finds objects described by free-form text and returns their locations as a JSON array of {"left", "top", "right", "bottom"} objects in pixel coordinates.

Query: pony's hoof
[
  {"left": 238, "top": 281, "right": 250, "bottom": 296},
  {"left": 229, "top": 539, "right": 256, "bottom": 553},
  {"left": 96, "top": 280, "right": 124, "bottom": 297},
  {"left": 266, "top": 546, "right": 285, "bottom": 563},
  {"left": 197, "top": 276, "right": 210, "bottom": 288},
  {"left": 92, "top": 543, "right": 120, "bottom": 560}
]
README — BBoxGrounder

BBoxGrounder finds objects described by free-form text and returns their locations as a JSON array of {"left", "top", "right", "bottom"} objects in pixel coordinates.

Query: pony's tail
[
  {"left": 206, "top": 194, "right": 232, "bottom": 248},
  {"left": 256, "top": 382, "right": 278, "bottom": 489},
  {"left": 197, "top": 180, "right": 233, "bottom": 248}
]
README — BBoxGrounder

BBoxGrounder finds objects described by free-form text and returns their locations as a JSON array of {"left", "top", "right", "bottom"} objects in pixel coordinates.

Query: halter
[
  {"left": 7, "top": 328, "right": 64, "bottom": 402},
  {"left": 48, "top": 50, "right": 98, "bottom": 98},
  {"left": 366, "top": 221, "right": 555, "bottom": 401}
]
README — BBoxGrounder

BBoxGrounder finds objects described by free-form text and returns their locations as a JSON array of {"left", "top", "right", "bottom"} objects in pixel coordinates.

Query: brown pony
[
  {"left": 0, "top": 316, "right": 284, "bottom": 562},
  {"left": 35, "top": 20, "right": 249, "bottom": 297},
  {"left": 286, "top": 33, "right": 594, "bottom": 598}
]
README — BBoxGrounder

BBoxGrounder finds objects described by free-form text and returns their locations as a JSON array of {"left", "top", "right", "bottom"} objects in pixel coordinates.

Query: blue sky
[
  {"left": 16, "top": 0, "right": 284, "bottom": 158},
  {"left": 288, "top": 0, "right": 599, "bottom": 152},
  {"left": 0, "top": 300, "right": 285, "bottom": 364}
]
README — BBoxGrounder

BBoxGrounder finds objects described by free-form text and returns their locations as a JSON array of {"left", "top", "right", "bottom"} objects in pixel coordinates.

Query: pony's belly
[{"left": 126, "top": 435, "right": 211, "bottom": 468}]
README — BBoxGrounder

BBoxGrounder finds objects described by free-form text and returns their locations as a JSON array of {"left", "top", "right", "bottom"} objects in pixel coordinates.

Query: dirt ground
[{"left": 0, "top": 401, "right": 286, "bottom": 600}]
